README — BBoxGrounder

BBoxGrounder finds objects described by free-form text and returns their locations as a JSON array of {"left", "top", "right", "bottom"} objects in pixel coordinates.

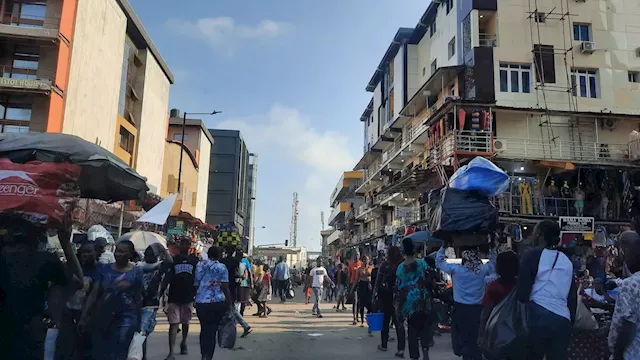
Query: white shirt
[
  {"left": 98, "top": 250, "right": 116, "bottom": 264},
  {"left": 530, "top": 249, "right": 573, "bottom": 320},
  {"left": 311, "top": 266, "right": 327, "bottom": 288}
]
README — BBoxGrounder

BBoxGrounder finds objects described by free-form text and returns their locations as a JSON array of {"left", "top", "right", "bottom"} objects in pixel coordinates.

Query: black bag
[
  {"left": 430, "top": 187, "right": 498, "bottom": 240},
  {"left": 480, "top": 290, "right": 529, "bottom": 359}
]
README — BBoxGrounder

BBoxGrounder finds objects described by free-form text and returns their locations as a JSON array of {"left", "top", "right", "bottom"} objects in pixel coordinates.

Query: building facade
[
  {"left": 0, "top": 0, "right": 174, "bottom": 193},
  {"left": 246, "top": 153, "right": 258, "bottom": 254},
  {"left": 341, "top": 0, "right": 640, "bottom": 251},
  {"left": 205, "top": 129, "right": 251, "bottom": 234}
]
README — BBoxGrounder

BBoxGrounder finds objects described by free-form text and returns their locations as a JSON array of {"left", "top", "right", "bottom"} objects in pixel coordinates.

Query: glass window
[
  {"left": 573, "top": 24, "right": 591, "bottom": 41},
  {"left": 118, "top": 38, "right": 135, "bottom": 117},
  {"left": 499, "top": 63, "right": 531, "bottom": 93},
  {"left": 2, "top": 125, "right": 29, "bottom": 133},
  {"left": 173, "top": 133, "right": 188, "bottom": 141},
  {"left": 629, "top": 71, "right": 640, "bottom": 83},
  {"left": 430, "top": 22, "right": 436, "bottom": 37},
  {"left": 571, "top": 69, "right": 597, "bottom": 98},
  {"left": 119, "top": 126, "right": 134, "bottom": 154},
  {"left": 5, "top": 107, "right": 31, "bottom": 121},
  {"left": 446, "top": 0, "right": 453, "bottom": 14},
  {"left": 11, "top": 2, "right": 46, "bottom": 28},
  {"left": 448, "top": 37, "right": 456, "bottom": 59},
  {"left": 535, "top": 12, "right": 546, "bottom": 23},
  {"left": 431, "top": 59, "right": 438, "bottom": 75}
]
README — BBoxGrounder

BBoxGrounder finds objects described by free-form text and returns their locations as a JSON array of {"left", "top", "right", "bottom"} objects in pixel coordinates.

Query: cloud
[{"left": 166, "top": 17, "right": 292, "bottom": 50}]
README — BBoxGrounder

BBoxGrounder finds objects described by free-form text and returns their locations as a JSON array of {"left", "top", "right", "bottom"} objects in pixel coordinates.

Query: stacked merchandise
[{"left": 428, "top": 157, "right": 509, "bottom": 247}]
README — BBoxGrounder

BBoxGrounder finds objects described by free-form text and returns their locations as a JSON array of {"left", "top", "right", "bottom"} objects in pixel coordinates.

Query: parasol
[
  {"left": 0, "top": 132, "right": 148, "bottom": 201},
  {"left": 404, "top": 231, "right": 443, "bottom": 246},
  {"left": 118, "top": 231, "right": 167, "bottom": 251}
]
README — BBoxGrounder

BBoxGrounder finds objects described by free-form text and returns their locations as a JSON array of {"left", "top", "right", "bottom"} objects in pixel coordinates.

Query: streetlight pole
[{"left": 177, "top": 110, "right": 221, "bottom": 193}]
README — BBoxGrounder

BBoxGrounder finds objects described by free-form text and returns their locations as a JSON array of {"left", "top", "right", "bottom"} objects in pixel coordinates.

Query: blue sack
[{"left": 449, "top": 157, "right": 509, "bottom": 196}]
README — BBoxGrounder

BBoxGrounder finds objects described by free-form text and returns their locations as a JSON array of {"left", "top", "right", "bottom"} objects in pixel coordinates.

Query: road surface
[{"left": 145, "top": 295, "right": 458, "bottom": 360}]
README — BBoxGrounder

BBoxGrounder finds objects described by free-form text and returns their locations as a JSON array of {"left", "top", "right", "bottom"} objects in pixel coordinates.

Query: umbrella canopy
[
  {"left": 0, "top": 132, "right": 148, "bottom": 201},
  {"left": 136, "top": 193, "right": 178, "bottom": 225},
  {"left": 405, "top": 231, "right": 443, "bottom": 246},
  {"left": 118, "top": 231, "right": 167, "bottom": 251}
]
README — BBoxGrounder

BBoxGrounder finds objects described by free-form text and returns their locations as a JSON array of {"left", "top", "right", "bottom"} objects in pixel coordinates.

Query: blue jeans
[
  {"left": 234, "top": 303, "right": 250, "bottom": 331},
  {"left": 312, "top": 287, "right": 323, "bottom": 314},
  {"left": 140, "top": 307, "right": 158, "bottom": 335},
  {"left": 525, "top": 303, "right": 572, "bottom": 360}
]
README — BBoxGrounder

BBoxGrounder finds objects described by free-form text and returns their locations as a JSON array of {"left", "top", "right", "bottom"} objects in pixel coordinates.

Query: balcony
[
  {"left": 493, "top": 138, "right": 630, "bottom": 165},
  {"left": 495, "top": 193, "right": 627, "bottom": 221},
  {"left": 329, "top": 171, "right": 364, "bottom": 207},
  {"left": 0, "top": 12, "right": 59, "bottom": 40},
  {"left": 328, "top": 201, "right": 350, "bottom": 226},
  {"left": 427, "top": 130, "right": 494, "bottom": 168},
  {"left": 479, "top": 33, "right": 497, "bottom": 47},
  {"left": 0, "top": 65, "right": 53, "bottom": 93}
]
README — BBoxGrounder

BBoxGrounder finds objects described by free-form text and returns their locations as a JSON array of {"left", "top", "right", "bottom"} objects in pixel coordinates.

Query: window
[
  {"left": 499, "top": 63, "right": 531, "bottom": 93},
  {"left": 629, "top": 71, "right": 640, "bottom": 83},
  {"left": 422, "top": 67, "right": 426, "bottom": 76},
  {"left": 571, "top": 69, "right": 597, "bottom": 98},
  {"left": 1, "top": 125, "right": 28, "bottom": 133},
  {"left": 573, "top": 24, "right": 591, "bottom": 41},
  {"left": 446, "top": 0, "right": 453, "bottom": 14},
  {"left": 119, "top": 126, "right": 135, "bottom": 154},
  {"left": 431, "top": 59, "right": 438, "bottom": 75},
  {"left": 448, "top": 37, "right": 456, "bottom": 59},
  {"left": 533, "top": 44, "right": 556, "bottom": 83},
  {"left": 449, "top": 84, "right": 456, "bottom": 96},
  {"left": 430, "top": 22, "right": 436, "bottom": 37},
  {"left": 173, "top": 133, "right": 188, "bottom": 141},
  {"left": 534, "top": 12, "right": 546, "bottom": 23},
  {"left": 9, "top": 2, "right": 46, "bottom": 28}
]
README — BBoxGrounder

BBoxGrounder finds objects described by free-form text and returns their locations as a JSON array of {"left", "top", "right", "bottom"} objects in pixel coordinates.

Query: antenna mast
[{"left": 290, "top": 192, "right": 299, "bottom": 247}]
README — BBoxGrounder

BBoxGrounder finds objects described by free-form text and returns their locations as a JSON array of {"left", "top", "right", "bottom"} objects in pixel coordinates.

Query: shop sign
[
  {"left": 167, "top": 220, "right": 184, "bottom": 235},
  {"left": 0, "top": 77, "right": 51, "bottom": 91},
  {"left": 559, "top": 216, "right": 594, "bottom": 234},
  {"left": 395, "top": 206, "right": 416, "bottom": 218}
]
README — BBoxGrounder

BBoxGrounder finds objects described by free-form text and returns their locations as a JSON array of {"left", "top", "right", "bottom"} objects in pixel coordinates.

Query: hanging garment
[
  {"left": 483, "top": 110, "right": 492, "bottom": 131},
  {"left": 518, "top": 181, "right": 533, "bottom": 215},
  {"left": 439, "top": 118, "right": 445, "bottom": 137},
  {"left": 574, "top": 189, "right": 585, "bottom": 217},
  {"left": 481, "top": 111, "right": 488, "bottom": 130},
  {"left": 600, "top": 195, "right": 609, "bottom": 219},
  {"left": 533, "top": 182, "right": 545, "bottom": 215},
  {"left": 509, "top": 224, "right": 522, "bottom": 242},
  {"left": 458, "top": 108, "right": 466, "bottom": 130},
  {"left": 471, "top": 110, "right": 480, "bottom": 131}
]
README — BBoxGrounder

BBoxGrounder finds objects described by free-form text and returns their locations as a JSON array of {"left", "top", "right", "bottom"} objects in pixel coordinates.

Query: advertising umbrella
[
  {"left": 118, "top": 231, "right": 167, "bottom": 251},
  {"left": 404, "top": 230, "right": 443, "bottom": 246},
  {"left": 0, "top": 132, "right": 148, "bottom": 201}
]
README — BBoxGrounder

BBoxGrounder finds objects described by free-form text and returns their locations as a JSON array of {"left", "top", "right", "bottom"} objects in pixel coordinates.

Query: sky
[{"left": 130, "top": 0, "right": 427, "bottom": 251}]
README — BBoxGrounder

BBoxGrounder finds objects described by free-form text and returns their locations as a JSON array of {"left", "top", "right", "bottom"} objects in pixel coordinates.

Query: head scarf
[{"left": 462, "top": 250, "right": 482, "bottom": 274}]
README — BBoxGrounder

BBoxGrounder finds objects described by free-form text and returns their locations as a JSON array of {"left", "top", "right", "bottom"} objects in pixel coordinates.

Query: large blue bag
[{"left": 449, "top": 157, "right": 509, "bottom": 196}]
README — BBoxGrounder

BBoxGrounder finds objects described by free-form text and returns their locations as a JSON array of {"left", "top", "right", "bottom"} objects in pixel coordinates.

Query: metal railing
[
  {"left": 479, "top": 33, "right": 498, "bottom": 47},
  {"left": 427, "top": 130, "right": 493, "bottom": 168},
  {"left": 493, "top": 137, "right": 630, "bottom": 163},
  {"left": 492, "top": 193, "right": 625, "bottom": 220},
  {"left": 1, "top": 12, "right": 60, "bottom": 29},
  {"left": 0, "top": 65, "right": 55, "bottom": 81}
]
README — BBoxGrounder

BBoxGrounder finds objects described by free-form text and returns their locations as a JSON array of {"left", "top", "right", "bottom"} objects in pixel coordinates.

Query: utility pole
[{"left": 177, "top": 110, "right": 222, "bottom": 193}]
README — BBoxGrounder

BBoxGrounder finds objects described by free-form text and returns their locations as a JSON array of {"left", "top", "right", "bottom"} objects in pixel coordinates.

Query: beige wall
[
  {"left": 135, "top": 49, "right": 171, "bottom": 194},
  {"left": 161, "top": 142, "right": 199, "bottom": 216},
  {"left": 63, "top": 0, "right": 126, "bottom": 150},
  {"left": 195, "top": 129, "right": 212, "bottom": 221},
  {"left": 494, "top": 0, "right": 640, "bottom": 114}
]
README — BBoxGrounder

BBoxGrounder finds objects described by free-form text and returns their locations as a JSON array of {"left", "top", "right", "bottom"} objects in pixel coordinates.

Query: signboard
[
  {"left": 559, "top": 216, "right": 594, "bottom": 234},
  {"left": 395, "top": 206, "right": 416, "bottom": 218},
  {"left": 0, "top": 77, "right": 51, "bottom": 91},
  {"left": 167, "top": 220, "right": 184, "bottom": 235}
]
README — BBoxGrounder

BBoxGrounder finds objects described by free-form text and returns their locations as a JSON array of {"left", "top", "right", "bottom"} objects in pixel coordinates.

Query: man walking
[
  {"left": 273, "top": 256, "right": 291, "bottom": 303},
  {"left": 222, "top": 246, "right": 252, "bottom": 337},
  {"left": 163, "top": 238, "right": 198, "bottom": 359},
  {"left": 310, "top": 259, "right": 334, "bottom": 318}
]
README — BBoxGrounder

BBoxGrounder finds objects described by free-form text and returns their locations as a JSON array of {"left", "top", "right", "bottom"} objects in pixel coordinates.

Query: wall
[
  {"left": 206, "top": 130, "right": 241, "bottom": 228},
  {"left": 493, "top": 0, "right": 640, "bottom": 115},
  {"left": 392, "top": 48, "right": 405, "bottom": 120},
  {"left": 161, "top": 141, "right": 198, "bottom": 216},
  {"left": 168, "top": 125, "right": 201, "bottom": 157},
  {"left": 195, "top": 129, "right": 212, "bottom": 221},
  {"left": 63, "top": 0, "right": 126, "bottom": 149},
  {"left": 407, "top": 44, "right": 421, "bottom": 99},
  {"left": 136, "top": 49, "right": 171, "bottom": 193}
]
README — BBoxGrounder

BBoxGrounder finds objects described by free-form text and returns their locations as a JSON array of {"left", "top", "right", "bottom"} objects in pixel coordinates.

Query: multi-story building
[
  {"left": 324, "top": 171, "right": 364, "bottom": 256},
  {"left": 160, "top": 109, "right": 213, "bottom": 221},
  {"left": 245, "top": 153, "right": 258, "bottom": 254},
  {"left": 346, "top": 0, "right": 640, "bottom": 249},
  {"left": 205, "top": 129, "right": 251, "bottom": 234},
  {"left": 0, "top": 0, "right": 173, "bottom": 193}
]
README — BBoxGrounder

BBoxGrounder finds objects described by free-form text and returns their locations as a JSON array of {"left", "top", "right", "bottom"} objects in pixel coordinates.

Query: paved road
[{"left": 145, "top": 296, "right": 458, "bottom": 360}]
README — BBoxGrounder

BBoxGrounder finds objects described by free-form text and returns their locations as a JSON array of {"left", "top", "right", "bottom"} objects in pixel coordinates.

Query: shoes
[
  {"left": 267, "top": 308, "right": 273, "bottom": 315},
  {"left": 179, "top": 343, "right": 188, "bottom": 355},
  {"left": 377, "top": 345, "right": 387, "bottom": 352},
  {"left": 317, "top": 314, "right": 323, "bottom": 318},
  {"left": 252, "top": 313, "right": 261, "bottom": 316},
  {"left": 395, "top": 351, "right": 405, "bottom": 358},
  {"left": 259, "top": 314, "right": 267, "bottom": 318},
  {"left": 241, "top": 327, "right": 253, "bottom": 338}
]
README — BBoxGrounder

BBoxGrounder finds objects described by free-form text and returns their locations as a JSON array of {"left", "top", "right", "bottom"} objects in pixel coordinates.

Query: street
[{"left": 145, "top": 295, "right": 458, "bottom": 360}]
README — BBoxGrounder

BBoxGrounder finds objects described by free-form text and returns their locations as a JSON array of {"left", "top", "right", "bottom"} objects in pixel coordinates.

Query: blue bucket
[{"left": 366, "top": 313, "right": 384, "bottom": 332}]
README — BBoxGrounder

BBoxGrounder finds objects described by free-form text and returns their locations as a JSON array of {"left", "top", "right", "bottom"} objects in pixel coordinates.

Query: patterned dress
[
  {"left": 608, "top": 272, "right": 640, "bottom": 359},
  {"left": 396, "top": 259, "right": 431, "bottom": 318}
]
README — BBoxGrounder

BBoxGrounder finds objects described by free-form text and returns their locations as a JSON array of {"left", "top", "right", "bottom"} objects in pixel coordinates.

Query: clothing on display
[
  {"left": 471, "top": 109, "right": 480, "bottom": 131},
  {"left": 574, "top": 188, "right": 585, "bottom": 216},
  {"left": 518, "top": 181, "right": 533, "bottom": 215},
  {"left": 533, "top": 179, "right": 545, "bottom": 215}
]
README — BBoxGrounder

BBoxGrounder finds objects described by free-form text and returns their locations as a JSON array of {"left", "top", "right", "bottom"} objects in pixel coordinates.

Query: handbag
[
  {"left": 481, "top": 290, "right": 529, "bottom": 359},
  {"left": 127, "top": 332, "right": 146, "bottom": 360}
]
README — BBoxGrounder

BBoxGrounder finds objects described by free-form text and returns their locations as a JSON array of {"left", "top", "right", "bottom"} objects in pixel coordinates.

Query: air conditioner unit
[
  {"left": 493, "top": 139, "right": 508, "bottom": 152},
  {"left": 580, "top": 41, "right": 596, "bottom": 54}
]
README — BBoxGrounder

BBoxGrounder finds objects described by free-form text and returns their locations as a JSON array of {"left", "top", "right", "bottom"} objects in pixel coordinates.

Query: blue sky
[{"left": 130, "top": 0, "right": 427, "bottom": 251}]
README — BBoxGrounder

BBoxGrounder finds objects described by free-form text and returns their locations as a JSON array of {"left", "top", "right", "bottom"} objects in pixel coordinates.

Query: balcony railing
[
  {"left": 479, "top": 33, "right": 498, "bottom": 47},
  {"left": 493, "top": 193, "right": 626, "bottom": 220},
  {"left": 428, "top": 130, "right": 493, "bottom": 168},
  {"left": 493, "top": 138, "right": 629, "bottom": 163},
  {"left": 1, "top": 12, "right": 60, "bottom": 29}
]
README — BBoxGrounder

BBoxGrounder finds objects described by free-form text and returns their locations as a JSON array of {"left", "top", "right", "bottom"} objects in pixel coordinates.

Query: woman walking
[
  {"left": 517, "top": 220, "right": 577, "bottom": 360},
  {"left": 82, "top": 240, "right": 143, "bottom": 360},
  {"left": 194, "top": 246, "right": 233, "bottom": 360},
  {"left": 355, "top": 255, "right": 374, "bottom": 327},
  {"left": 257, "top": 264, "right": 273, "bottom": 317},
  {"left": 374, "top": 246, "right": 405, "bottom": 355},
  {"left": 436, "top": 244, "right": 496, "bottom": 360},
  {"left": 396, "top": 239, "right": 433, "bottom": 360},
  {"left": 335, "top": 263, "right": 348, "bottom": 311}
]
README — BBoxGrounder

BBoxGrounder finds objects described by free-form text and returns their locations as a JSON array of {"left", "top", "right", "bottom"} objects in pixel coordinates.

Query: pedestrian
[
  {"left": 348, "top": 255, "right": 363, "bottom": 325},
  {"left": 221, "top": 246, "right": 252, "bottom": 337},
  {"left": 517, "top": 219, "right": 577, "bottom": 360},
  {"left": 374, "top": 246, "right": 405, "bottom": 355},
  {"left": 436, "top": 243, "right": 497, "bottom": 360},
  {"left": 396, "top": 238, "right": 433, "bottom": 360},
  {"left": 355, "top": 255, "right": 374, "bottom": 327},
  {"left": 238, "top": 253, "right": 253, "bottom": 316},
  {"left": 94, "top": 236, "right": 115, "bottom": 264},
  {"left": 83, "top": 240, "right": 143, "bottom": 360},
  {"left": 478, "top": 250, "right": 519, "bottom": 358},
  {"left": 137, "top": 243, "right": 173, "bottom": 360},
  {"left": 163, "top": 238, "right": 199, "bottom": 359},
  {"left": 273, "top": 256, "right": 291, "bottom": 303},
  {"left": 335, "top": 263, "right": 348, "bottom": 311},
  {"left": 310, "top": 258, "right": 334, "bottom": 318},
  {"left": 303, "top": 267, "right": 312, "bottom": 304},
  {"left": 194, "top": 246, "right": 233, "bottom": 360},
  {"left": 257, "top": 264, "right": 273, "bottom": 317},
  {"left": 0, "top": 215, "right": 81, "bottom": 360}
]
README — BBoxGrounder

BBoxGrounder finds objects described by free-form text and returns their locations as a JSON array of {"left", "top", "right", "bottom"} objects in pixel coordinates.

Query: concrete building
[
  {"left": 254, "top": 246, "right": 307, "bottom": 269},
  {"left": 246, "top": 153, "right": 258, "bottom": 254},
  {"left": 344, "top": 0, "right": 640, "bottom": 249},
  {"left": 206, "top": 129, "right": 251, "bottom": 234},
  {"left": 160, "top": 109, "right": 213, "bottom": 221},
  {"left": 0, "top": 0, "right": 174, "bottom": 193}
]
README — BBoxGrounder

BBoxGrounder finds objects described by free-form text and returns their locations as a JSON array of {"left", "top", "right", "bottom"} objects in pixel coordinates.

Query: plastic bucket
[{"left": 366, "top": 313, "right": 384, "bottom": 332}]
